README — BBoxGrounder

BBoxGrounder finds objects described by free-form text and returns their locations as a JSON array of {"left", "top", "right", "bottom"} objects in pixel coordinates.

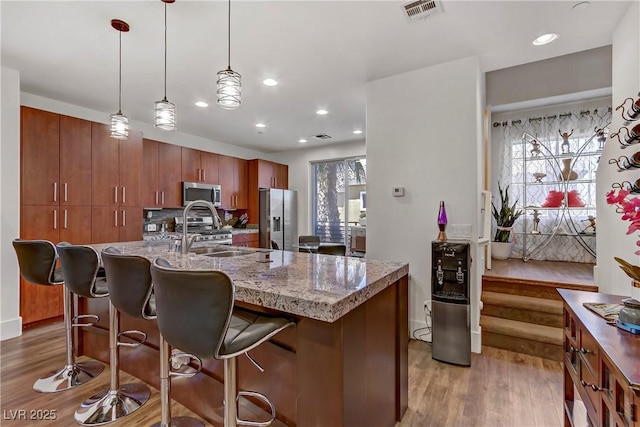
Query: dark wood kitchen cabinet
[
  {"left": 181, "top": 147, "right": 219, "bottom": 184},
  {"left": 219, "top": 155, "right": 248, "bottom": 209},
  {"left": 20, "top": 107, "right": 93, "bottom": 325},
  {"left": 143, "top": 138, "right": 182, "bottom": 208},
  {"left": 21, "top": 108, "right": 92, "bottom": 206},
  {"left": 247, "top": 159, "right": 288, "bottom": 223},
  {"left": 91, "top": 123, "right": 142, "bottom": 207},
  {"left": 91, "top": 123, "right": 142, "bottom": 242},
  {"left": 560, "top": 289, "right": 640, "bottom": 427}
]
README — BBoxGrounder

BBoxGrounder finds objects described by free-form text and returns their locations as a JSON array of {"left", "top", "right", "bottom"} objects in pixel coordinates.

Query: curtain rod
[{"left": 492, "top": 106, "right": 612, "bottom": 127}]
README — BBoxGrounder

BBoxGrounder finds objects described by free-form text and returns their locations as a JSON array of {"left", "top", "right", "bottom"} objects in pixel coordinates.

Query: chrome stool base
[
  {"left": 33, "top": 361, "right": 104, "bottom": 393},
  {"left": 74, "top": 383, "right": 151, "bottom": 426},
  {"left": 150, "top": 416, "right": 205, "bottom": 427}
]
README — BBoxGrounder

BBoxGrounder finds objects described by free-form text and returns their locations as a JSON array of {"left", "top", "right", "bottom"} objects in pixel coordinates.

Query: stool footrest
[
  {"left": 169, "top": 352, "right": 203, "bottom": 378},
  {"left": 72, "top": 314, "right": 99, "bottom": 328},
  {"left": 117, "top": 330, "right": 147, "bottom": 347},
  {"left": 237, "top": 391, "right": 276, "bottom": 427}
]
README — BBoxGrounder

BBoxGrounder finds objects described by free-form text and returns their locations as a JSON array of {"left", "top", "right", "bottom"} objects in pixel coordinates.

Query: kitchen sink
[
  {"left": 202, "top": 250, "right": 253, "bottom": 258},
  {"left": 190, "top": 247, "right": 231, "bottom": 255}
]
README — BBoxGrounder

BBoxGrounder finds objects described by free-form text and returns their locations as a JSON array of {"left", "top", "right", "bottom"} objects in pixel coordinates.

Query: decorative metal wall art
[{"left": 616, "top": 92, "right": 640, "bottom": 123}]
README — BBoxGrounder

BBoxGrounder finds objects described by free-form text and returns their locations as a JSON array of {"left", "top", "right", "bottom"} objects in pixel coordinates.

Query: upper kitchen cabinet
[
  {"left": 219, "top": 155, "right": 248, "bottom": 209},
  {"left": 181, "top": 147, "right": 219, "bottom": 184},
  {"left": 91, "top": 123, "right": 143, "bottom": 207},
  {"left": 21, "top": 107, "right": 92, "bottom": 206},
  {"left": 142, "top": 139, "right": 182, "bottom": 208},
  {"left": 249, "top": 159, "right": 288, "bottom": 190}
]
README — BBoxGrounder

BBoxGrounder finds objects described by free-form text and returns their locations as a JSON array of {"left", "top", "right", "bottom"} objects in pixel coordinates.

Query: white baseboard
[
  {"left": 472, "top": 327, "right": 482, "bottom": 353},
  {"left": 0, "top": 316, "right": 22, "bottom": 341}
]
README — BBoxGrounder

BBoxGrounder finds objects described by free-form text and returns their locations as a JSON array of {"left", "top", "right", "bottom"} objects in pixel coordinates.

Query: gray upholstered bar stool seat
[
  {"left": 74, "top": 248, "right": 155, "bottom": 426},
  {"left": 298, "top": 235, "right": 320, "bottom": 253},
  {"left": 12, "top": 239, "right": 105, "bottom": 393},
  {"left": 150, "top": 259, "right": 295, "bottom": 427}
]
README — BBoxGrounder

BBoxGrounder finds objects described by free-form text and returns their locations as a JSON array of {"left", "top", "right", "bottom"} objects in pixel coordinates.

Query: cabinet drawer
[
  {"left": 579, "top": 359, "right": 600, "bottom": 418},
  {"left": 579, "top": 327, "right": 600, "bottom": 379},
  {"left": 232, "top": 232, "right": 258, "bottom": 244}
]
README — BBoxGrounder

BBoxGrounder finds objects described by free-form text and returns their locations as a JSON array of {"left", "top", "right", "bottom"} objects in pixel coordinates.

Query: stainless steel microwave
[{"left": 182, "top": 182, "right": 222, "bottom": 207}]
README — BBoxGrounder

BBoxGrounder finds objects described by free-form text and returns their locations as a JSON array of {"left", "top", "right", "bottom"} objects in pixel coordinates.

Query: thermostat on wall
[{"left": 392, "top": 187, "right": 404, "bottom": 197}]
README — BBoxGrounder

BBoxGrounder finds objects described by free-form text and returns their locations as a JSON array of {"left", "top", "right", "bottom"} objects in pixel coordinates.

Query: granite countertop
[{"left": 91, "top": 240, "right": 408, "bottom": 323}]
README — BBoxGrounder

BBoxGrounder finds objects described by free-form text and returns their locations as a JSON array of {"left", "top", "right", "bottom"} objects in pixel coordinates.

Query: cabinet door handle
[
  {"left": 197, "top": 168, "right": 201, "bottom": 181},
  {"left": 53, "top": 182, "right": 57, "bottom": 202},
  {"left": 122, "top": 187, "right": 126, "bottom": 204},
  {"left": 580, "top": 380, "right": 589, "bottom": 387},
  {"left": 114, "top": 210, "right": 118, "bottom": 227},
  {"left": 63, "top": 210, "right": 68, "bottom": 229},
  {"left": 161, "top": 191, "right": 165, "bottom": 205},
  {"left": 64, "top": 183, "right": 68, "bottom": 202},
  {"left": 579, "top": 347, "right": 590, "bottom": 354},
  {"left": 122, "top": 210, "right": 126, "bottom": 227},
  {"left": 155, "top": 191, "right": 159, "bottom": 205},
  {"left": 202, "top": 169, "right": 206, "bottom": 181},
  {"left": 114, "top": 186, "right": 118, "bottom": 204},
  {"left": 53, "top": 209, "right": 57, "bottom": 230}
]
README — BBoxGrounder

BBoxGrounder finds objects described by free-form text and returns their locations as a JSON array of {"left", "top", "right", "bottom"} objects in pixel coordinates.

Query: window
[{"left": 311, "top": 157, "right": 366, "bottom": 244}]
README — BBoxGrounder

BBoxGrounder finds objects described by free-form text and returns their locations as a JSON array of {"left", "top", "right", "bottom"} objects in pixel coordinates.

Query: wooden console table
[{"left": 559, "top": 289, "right": 640, "bottom": 427}]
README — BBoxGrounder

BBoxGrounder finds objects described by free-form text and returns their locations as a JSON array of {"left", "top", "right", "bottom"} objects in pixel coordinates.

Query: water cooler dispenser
[{"left": 431, "top": 240, "right": 471, "bottom": 366}]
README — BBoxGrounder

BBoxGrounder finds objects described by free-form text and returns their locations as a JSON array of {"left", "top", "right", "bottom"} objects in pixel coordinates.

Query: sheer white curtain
[{"left": 493, "top": 104, "right": 611, "bottom": 262}]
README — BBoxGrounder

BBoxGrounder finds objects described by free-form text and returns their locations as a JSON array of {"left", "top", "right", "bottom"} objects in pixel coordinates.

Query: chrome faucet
[{"left": 181, "top": 200, "right": 222, "bottom": 254}]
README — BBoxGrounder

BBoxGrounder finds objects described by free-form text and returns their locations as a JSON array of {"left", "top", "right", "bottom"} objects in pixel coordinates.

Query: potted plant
[{"left": 491, "top": 183, "right": 523, "bottom": 260}]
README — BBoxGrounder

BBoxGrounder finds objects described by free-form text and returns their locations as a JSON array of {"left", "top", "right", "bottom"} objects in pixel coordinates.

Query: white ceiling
[{"left": 1, "top": 1, "right": 631, "bottom": 153}]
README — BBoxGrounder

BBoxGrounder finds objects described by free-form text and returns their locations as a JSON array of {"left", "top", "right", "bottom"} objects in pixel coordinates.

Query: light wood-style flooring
[
  {"left": 1, "top": 323, "right": 564, "bottom": 427},
  {"left": 485, "top": 258, "right": 595, "bottom": 287}
]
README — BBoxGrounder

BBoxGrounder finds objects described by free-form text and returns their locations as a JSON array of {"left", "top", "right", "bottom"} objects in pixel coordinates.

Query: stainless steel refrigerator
[{"left": 259, "top": 189, "right": 298, "bottom": 251}]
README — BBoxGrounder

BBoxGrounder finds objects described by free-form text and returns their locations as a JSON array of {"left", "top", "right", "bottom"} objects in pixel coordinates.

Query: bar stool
[
  {"left": 12, "top": 239, "right": 104, "bottom": 393},
  {"left": 298, "top": 235, "right": 319, "bottom": 253},
  {"left": 150, "top": 258, "right": 295, "bottom": 427},
  {"left": 74, "top": 247, "right": 154, "bottom": 425},
  {"left": 317, "top": 244, "right": 346, "bottom": 256}
]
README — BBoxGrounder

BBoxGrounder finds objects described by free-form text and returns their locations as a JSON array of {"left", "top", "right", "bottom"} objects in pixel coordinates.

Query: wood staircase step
[
  {"left": 480, "top": 316, "right": 563, "bottom": 361},
  {"left": 482, "top": 276, "right": 598, "bottom": 301},
  {"left": 482, "top": 291, "right": 563, "bottom": 314}
]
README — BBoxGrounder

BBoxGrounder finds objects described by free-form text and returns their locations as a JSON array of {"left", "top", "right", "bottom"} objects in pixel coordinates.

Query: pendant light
[
  {"left": 154, "top": 0, "right": 176, "bottom": 130},
  {"left": 110, "top": 19, "right": 130, "bottom": 139},
  {"left": 216, "top": 0, "right": 241, "bottom": 110}
]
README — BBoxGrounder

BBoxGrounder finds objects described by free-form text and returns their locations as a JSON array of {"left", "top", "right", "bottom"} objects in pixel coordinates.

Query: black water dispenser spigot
[
  {"left": 456, "top": 260, "right": 464, "bottom": 284},
  {"left": 436, "top": 259, "right": 444, "bottom": 285}
]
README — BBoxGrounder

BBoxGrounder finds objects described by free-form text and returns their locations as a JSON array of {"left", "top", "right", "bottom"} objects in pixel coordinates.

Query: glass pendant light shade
[
  {"left": 110, "top": 112, "right": 129, "bottom": 139},
  {"left": 216, "top": 68, "right": 241, "bottom": 110},
  {"left": 154, "top": 98, "right": 176, "bottom": 130}
]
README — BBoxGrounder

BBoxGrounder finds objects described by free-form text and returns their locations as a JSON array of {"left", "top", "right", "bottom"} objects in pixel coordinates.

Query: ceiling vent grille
[
  {"left": 402, "top": 0, "right": 443, "bottom": 22},
  {"left": 314, "top": 134, "right": 332, "bottom": 140}
]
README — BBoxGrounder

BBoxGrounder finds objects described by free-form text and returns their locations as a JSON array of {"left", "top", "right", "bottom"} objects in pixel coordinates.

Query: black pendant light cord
[
  {"left": 118, "top": 29, "right": 122, "bottom": 114},
  {"left": 227, "top": 0, "right": 231, "bottom": 70},
  {"left": 163, "top": 1, "right": 168, "bottom": 100}
]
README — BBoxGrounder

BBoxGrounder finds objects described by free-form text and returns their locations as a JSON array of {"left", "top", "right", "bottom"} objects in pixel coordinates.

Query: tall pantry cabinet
[
  {"left": 19, "top": 107, "right": 143, "bottom": 326},
  {"left": 90, "top": 123, "right": 143, "bottom": 243},
  {"left": 20, "top": 107, "right": 93, "bottom": 324}
]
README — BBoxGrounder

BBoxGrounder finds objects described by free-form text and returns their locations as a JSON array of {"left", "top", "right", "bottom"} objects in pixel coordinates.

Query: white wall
[
  {"left": 596, "top": 1, "right": 640, "bottom": 296},
  {"left": 21, "top": 93, "right": 265, "bottom": 160},
  {"left": 366, "top": 56, "right": 484, "bottom": 351},
  {"left": 1, "top": 67, "right": 22, "bottom": 340},
  {"left": 268, "top": 140, "right": 366, "bottom": 236}
]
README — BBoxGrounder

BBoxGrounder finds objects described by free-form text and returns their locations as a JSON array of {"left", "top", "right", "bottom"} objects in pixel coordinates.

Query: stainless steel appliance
[
  {"left": 182, "top": 182, "right": 221, "bottom": 207},
  {"left": 431, "top": 240, "right": 471, "bottom": 366},
  {"left": 174, "top": 216, "right": 232, "bottom": 244},
  {"left": 259, "top": 189, "right": 297, "bottom": 251}
]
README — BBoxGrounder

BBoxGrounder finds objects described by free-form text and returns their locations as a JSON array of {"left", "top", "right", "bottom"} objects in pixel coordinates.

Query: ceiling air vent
[
  {"left": 314, "top": 134, "right": 332, "bottom": 140},
  {"left": 402, "top": 0, "right": 443, "bottom": 22}
]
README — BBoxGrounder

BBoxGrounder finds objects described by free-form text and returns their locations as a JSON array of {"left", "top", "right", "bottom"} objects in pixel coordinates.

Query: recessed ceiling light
[
  {"left": 298, "top": 139, "right": 307, "bottom": 143},
  {"left": 255, "top": 123, "right": 266, "bottom": 128},
  {"left": 353, "top": 130, "right": 363, "bottom": 134},
  {"left": 195, "top": 101, "right": 209, "bottom": 108},
  {"left": 263, "top": 78, "right": 278, "bottom": 86},
  {"left": 316, "top": 109, "right": 328, "bottom": 115},
  {"left": 532, "top": 33, "right": 559, "bottom": 46}
]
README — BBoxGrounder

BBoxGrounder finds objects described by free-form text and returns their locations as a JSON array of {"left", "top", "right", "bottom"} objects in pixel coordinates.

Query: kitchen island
[{"left": 78, "top": 240, "right": 409, "bottom": 427}]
